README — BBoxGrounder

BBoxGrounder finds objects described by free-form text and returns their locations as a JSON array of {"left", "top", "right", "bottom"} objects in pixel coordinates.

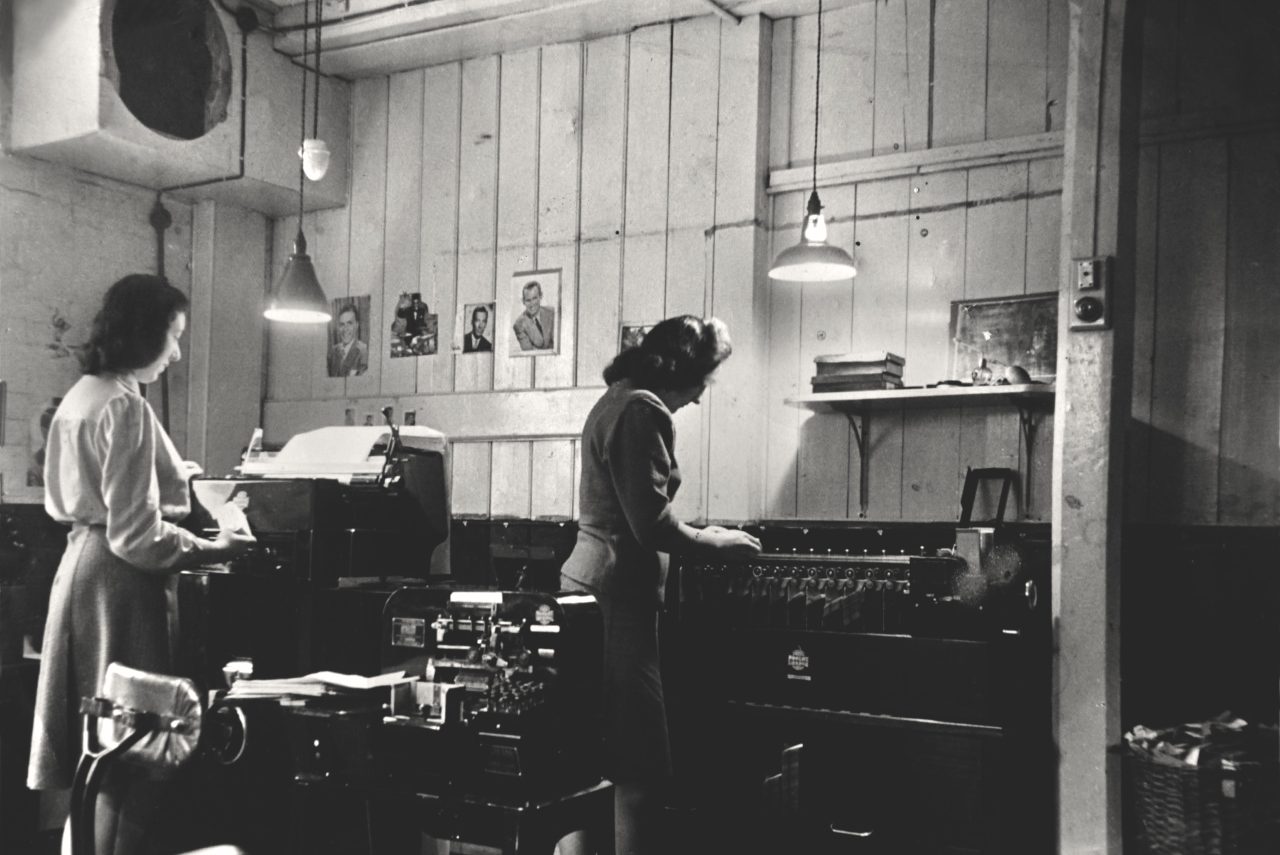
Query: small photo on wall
[
  {"left": 619, "top": 322, "right": 658, "bottom": 354},
  {"left": 508, "top": 269, "right": 560, "bottom": 358},
  {"left": 327, "top": 296, "right": 371, "bottom": 378},
  {"left": 389, "top": 292, "right": 438, "bottom": 358},
  {"left": 459, "top": 302, "right": 496, "bottom": 354}
]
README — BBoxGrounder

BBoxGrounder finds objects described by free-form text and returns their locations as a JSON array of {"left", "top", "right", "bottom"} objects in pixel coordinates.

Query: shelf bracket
[
  {"left": 1018, "top": 404, "right": 1044, "bottom": 518},
  {"left": 843, "top": 412, "right": 870, "bottom": 519}
]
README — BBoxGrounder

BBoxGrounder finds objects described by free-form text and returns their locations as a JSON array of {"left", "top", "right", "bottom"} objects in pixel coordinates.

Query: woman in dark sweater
[{"left": 560, "top": 315, "right": 762, "bottom": 854}]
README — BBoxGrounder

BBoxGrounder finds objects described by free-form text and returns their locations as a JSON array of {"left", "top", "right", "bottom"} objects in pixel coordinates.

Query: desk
[{"left": 293, "top": 778, "right": 615, "bottom": 855}]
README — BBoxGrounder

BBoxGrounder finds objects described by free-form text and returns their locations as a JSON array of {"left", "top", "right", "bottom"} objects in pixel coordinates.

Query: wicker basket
[{"left": 1126, "top": 749, "right": 1280, "bottom": 855}]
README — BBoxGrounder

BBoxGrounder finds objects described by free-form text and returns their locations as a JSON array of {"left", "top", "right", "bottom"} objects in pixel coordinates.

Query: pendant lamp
[
  {"left": 768, "top": 0, "right": 857, "bottom": 282},
  {"left": 265, "top": 0, "right": 330, "bottom": 323}
]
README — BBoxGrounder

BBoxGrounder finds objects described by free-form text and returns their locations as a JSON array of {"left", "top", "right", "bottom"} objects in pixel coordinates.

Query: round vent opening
[{"left": 107, "top": 0, "right": 232, "bottom": 141}]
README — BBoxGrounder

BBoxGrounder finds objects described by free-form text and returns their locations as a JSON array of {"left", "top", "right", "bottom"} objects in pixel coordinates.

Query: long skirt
[
  {"left": 27, "top": 525, "right": 173, "bottom": 791},
  {"left": 560, "top": 574, "right": 672, "bottom": 784}
]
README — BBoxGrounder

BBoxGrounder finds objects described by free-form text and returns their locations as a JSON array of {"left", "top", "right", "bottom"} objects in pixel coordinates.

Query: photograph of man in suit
[
  {"left": 463, "top": 304, "right": 494, "bottom": 353},
  {"left": 513, "top": 280, "right": 555, "bottom": 352},
  {"left": 328, "top": 302, "right": 369, "bottom": 377}
]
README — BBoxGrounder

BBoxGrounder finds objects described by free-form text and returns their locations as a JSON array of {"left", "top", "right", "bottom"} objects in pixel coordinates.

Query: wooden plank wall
[
  {"left": 264, "top": 18, "right": 771, "bottom": 523},
  {"left": 1125, "top": 0, "right": 1280, "bottom": 526},
  {"left": 264, "top": 0, "right": 1280, "bottom": 528},
  {"left": 765, "top": 0, "right": 1067, "bottom": 522}
]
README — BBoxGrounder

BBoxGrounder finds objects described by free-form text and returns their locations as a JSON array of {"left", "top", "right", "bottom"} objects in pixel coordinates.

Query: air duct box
[{"left": 9, "top": 0, "right": 348, "bottom": 216}]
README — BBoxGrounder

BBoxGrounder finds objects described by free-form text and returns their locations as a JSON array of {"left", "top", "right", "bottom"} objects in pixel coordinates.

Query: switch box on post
[{"left": 1071, "top": 257, "right": 1112, "bottom": 330}]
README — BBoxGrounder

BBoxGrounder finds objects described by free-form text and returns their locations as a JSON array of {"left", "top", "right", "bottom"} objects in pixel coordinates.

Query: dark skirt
[
  {"left": 27, "top": 525, "right": 173, "bottom": 791},
  {"left": 561, "top": 573, "right": 672, "bottom": 784}
]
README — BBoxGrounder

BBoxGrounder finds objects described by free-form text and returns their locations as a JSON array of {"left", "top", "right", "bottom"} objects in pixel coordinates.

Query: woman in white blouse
[{"left": 27, "top": 274, "right": 255, "bottom": 854}]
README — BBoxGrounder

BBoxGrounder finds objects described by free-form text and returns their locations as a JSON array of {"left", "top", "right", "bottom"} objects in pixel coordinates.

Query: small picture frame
[
  {"left": 619, "top": 322, "right": 659, "bottom": 354},
  {"left": 389, "top": 292, "right": 439, "bottom": 358},
  {"left": 949, "top": 292, "right": 1057, "bottom": 383},
  {"left": 507, "top": 269, "right": 561, "bottom": 357},
  {"left": 459, "top": 302, "right": 496, "bottom": 354},
  {"left": 327, "top": 296, "right": 372, "bottom": 377}
]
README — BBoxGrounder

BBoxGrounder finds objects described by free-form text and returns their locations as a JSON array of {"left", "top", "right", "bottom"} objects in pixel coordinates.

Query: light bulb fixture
[
  {"left": 768, "top": 0, "right": 857, "bottom": 283},
  {"left": 265, "top": 0, "right": 329, "bottom": 324},
  {"left": 299, "top": 0, "right": 329, "bottom": 180}
]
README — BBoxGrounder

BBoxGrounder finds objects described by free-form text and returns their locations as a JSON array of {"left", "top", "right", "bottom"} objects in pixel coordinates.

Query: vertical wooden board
[
  {"left": 1175, "top": 0, "right": 1238, "bottom": 116},
  {"left": 345, "top": 77, "right": 388, "bottom": 400},
  {"left": 931, "top": 0, "right": 989, "bottom": 146},
  {"left": 820, "top": 1, "right": 877, "bottom": 160},
  {"left": 208, "top": 205, "right": 268, "bottom": 476},
  {"left": 905, "top": 170, "right": 967, "bottom": 385},
  {"left": 529, "top": 439, "right": 575, "bottom": 520},
  {"left": 1025, "top": 156, "right": 1063, "bottom": 294},
  {"left": 490, "top": 441, "right": 533, "bottom": 518},
  {"left": 1026, "top": 412, "right": 1053, "bottom": 521},
  {"left": 788, "top": 14, "right": 817, "bottom": 173},
  {"left": 536, "top": 42, "right": 583, "bottom": 389},
  {"left": 852, "top": 178, "right": 911, "bottom": 519},
  {"left": 454, "top": 57, "right": 500, "bottom": 394},
  {"left": 1220, "top": 133, "right": 1280, "bottom": 525},
  {"left": 1139, "top": 0, "right": 1178, "bottom": 119},
  {"left": 666, "top": 16, "right": 720, "bottom": 319},
  {"left": 451, "top": 442, "right": 492, "bottom": 517},
  {"left": 904, "top": 0, "right": 934, "bottom": 151},
  {"left": 265, "top": 213, "right": 314, "bottom": 401},
  {"left": 571, "top": 439, "right": 583, "bottom": 521},
  {"left": 576, "top": 35, "right": 627, "bottom": 387},
  {"left": 963, "top": 162, "right": 1028, "bottom": 300},
  {"left": 1126, "top": 146, "right": 1159, "bottom": 521},
  {"left": 1233, "top": 3, "right": 1280, "bottom": 108},
  {"left": 1150, "top": 138, "right": 1227, "bottom": 524},
  {"left": 901, "top": 409, "right": 962, "bottom": 521},
  {"left": 1045, "top": 0, "right": 1069, "bottom": 132},
  {"left": 310, "top": 206, "right": 351, "bottom": 399},
  {"left": 768, "top": 16, "right": 793, "bottom": 169},
  {"left": 381, "top": 70, "right": 425, "bottom": 397},
  {"left": 872, "top": 0, "right": 931, "bottom": 155},
  {"left": 765, "top": 195, "right": 804, "bottom": 518},
  {"left": 621, "top": 24, "right": 672, "bottom": 324},
  {"left": 796, "top": 187, "right": 857, "bottom": 520},
  {"left": 986, "top": 0, "right": 1049, "bottom": 139},
  {"left": 493, "top": 48, "right": 541, "bottom": 391},
  {"left": 420, "top": 63, "right": 462, "bottom": 394}
]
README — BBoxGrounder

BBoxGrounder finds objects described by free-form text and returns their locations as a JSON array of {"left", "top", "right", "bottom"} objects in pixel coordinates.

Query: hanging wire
[
  {"left": 812, "top": 0, "right": 823, "bottom": 195},
  {"left": 298, "top": 0, "right": 310, "bottom": 224},
  {"left": 313, "top": 0, "right": 322, "bottom": 140}
]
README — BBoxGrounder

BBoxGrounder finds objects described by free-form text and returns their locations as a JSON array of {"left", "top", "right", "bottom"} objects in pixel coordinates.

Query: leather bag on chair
[{"left": 97, "top": 662, "right": 203, "bottom": 776}]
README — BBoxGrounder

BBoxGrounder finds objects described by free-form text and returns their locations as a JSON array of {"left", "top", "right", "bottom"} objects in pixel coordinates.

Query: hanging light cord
[
  {"left": 313, "top": 0, "right": 321, "bottom": 140},
  {"left": 812, "top": 0, "right": 823, "bottom": 197},
  {"left": 298, "top": 0, "right": 310, "bottom": 226}
]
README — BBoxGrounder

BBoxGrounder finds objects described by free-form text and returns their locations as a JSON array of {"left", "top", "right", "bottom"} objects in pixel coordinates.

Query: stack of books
[{"left": 811, "top": 351, "right": 905, "bottom": 392}]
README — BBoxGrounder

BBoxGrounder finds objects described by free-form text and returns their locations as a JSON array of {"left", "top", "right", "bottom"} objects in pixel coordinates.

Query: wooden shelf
[
  {"left": 786, "top": 383, "right": 1056, "bottom": 413},
  {"left": 784, "top": 384, "right": 1055, "bottom": 519}
]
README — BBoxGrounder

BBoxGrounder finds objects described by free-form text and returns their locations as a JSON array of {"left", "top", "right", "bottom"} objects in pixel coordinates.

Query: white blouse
[{"left": 43, "top": 373, "right": 208, "bottom": 570}]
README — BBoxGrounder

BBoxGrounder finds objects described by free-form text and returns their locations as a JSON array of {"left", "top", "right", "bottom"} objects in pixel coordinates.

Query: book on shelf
[
  {"left": 810, "top": 374, "right": 904, "bottom": 392},
  {"left": 814, "top": 351, "right": 905, "bottom": 377}
]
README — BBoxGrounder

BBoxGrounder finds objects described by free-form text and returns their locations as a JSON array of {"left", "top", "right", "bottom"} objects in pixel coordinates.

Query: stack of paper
[{"left": 224, "top": 670, "right": 413, "bottom": 700}]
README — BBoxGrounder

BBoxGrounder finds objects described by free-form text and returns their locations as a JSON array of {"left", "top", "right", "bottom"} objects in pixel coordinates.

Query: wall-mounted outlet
[{"left": 1071, "top": 257, "right": 1112, "bottom": 330}]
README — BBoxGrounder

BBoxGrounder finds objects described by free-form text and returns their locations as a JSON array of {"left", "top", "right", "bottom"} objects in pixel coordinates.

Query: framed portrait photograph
[
  {"left": 459, "top": 302, "right": 496, "bottom": 354},
  {"left": 507, "top": 269, "right": 561, "bottom": 358},
  {"left": 327, "top": 296, "right": 372, "bottom": 378},
  {"left": 949, "top": 292, "right": 1057, "bottom": 383},
  {"left": 388, "top": 292, "right": 438, "bottom": 359},
  {"left": 618, "top": 321, "right": 659, "bottom": 354}
]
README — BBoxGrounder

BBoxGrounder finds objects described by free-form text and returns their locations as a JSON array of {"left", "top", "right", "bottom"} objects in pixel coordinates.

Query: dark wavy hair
[
  {"left": 82, "top": 274, "right": 189, "bottom": 375},
  {"left": 603, "top": 315, "right": 732, "bottom": 391}
]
